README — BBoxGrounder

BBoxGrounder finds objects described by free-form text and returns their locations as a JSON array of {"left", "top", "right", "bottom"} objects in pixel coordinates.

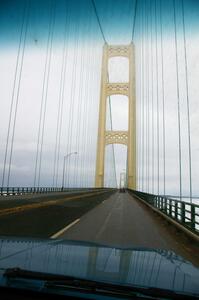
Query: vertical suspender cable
[
  {"left": 142, "top": 0, "right": 146, "bottom": 191},
  {"left": 79, "top": 38, "right": 90, "bottom": 187},
  {"left": 55, "top": 8, "right": 71, "bottom": 187},
  {"left": 154, "top": 0, "right": 160, "bottom": 195},
  {"left": 65, "top": 21, "right": 79, "bottom": 187},
  {"left": 80, "top": 48, "right": 90, "bottom": 187},
  {"left": 107, "top": 73, "right": 117, "bottom": 187},
  {"left": 141, "top": 1, "right": 145, "bottom": 191},
  {"left": 37, "top": 1, "right": 56, "bottom": 187},
  {"left": 109, "top": 96, "right": 117, "bottom": 187},
  {"left": 88, "top": 44, "right": 101, "bottom": 187},
  {"left": 34, "top": 0, "right": 54, "bottom": 187},
  {"left": 74, "top": 11, "right": 88, "bottom": 187},
  {"left": 82, "top": 37, "right": 95, "bottom": 187},
  {"left": 150, "top": 1, "right": 155, "bottom": 194},
  {"left": 82, "top": 45, "right": 92, "bottom": 187},
  {"left": 181, "top": 0, "right": 192, "bottom": 203},
  {"left": 7, "top": 1, "right": 30, "bottom": 187},
  {"left": 1, "top": 2, "right": 27, "bottom": 188},
  {"left": 160, "top": 0, "right": 166, "bottom": 195},
  {"left": 173, "top": 0, "right": 182, "bottom": 200},
  {"left": 138, "top": 3, "right": 142, "bottom": 191},
  {"left": 52, "top": 1, "right": 69, "bottom": 187},
  {"left": 146, "top": 0, "right": 150, "bottom": 192}
]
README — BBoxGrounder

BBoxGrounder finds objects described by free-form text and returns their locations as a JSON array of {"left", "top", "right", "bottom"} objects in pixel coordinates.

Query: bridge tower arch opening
[
  {"left": 95, "top": 43, "right": 136, "bottom": 189},
  {"left": 104, "top": 144, "right": 127, "bottom": 188}
]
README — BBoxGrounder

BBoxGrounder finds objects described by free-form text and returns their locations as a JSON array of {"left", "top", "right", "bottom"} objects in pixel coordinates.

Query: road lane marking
[
  {"left": 0, "top": 191, "right": 109, "bottom": 217},
  {"left": 50, "top": 219, "right": 80, "bottom": 238}
]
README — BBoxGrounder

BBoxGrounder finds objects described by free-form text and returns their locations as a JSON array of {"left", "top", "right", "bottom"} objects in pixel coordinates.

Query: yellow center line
[{"left": 0, "top": 191, "right": 109, "bottom": 217}]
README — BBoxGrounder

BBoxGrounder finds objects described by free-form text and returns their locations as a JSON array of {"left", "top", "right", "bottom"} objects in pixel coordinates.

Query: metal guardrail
[
  {"left": 0, "top": 187, "right": 107, "bottom": 197},
  {"left": 128, "top": 189, "right": 199, "bottom": 236}
]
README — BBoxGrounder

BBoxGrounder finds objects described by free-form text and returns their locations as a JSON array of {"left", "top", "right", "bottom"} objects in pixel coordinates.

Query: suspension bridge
[{"left": 0, "top": 0, "right": 199, "bottom": 267}]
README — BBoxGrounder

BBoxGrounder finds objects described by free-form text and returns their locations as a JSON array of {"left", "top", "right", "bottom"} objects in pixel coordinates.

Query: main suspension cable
[
  {"left": 91, "top": 0, "right": 107, "bottom": 44},
  {"left": 132, "top": 0, "right": 138, "bottom": 41}
]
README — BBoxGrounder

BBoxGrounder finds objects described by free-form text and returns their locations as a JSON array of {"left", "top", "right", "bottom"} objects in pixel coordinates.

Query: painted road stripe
[{"left": 50, "top": 219, "right": 80, "bottom": 238}]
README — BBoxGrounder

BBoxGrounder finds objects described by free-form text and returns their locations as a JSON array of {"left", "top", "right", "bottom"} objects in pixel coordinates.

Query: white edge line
[{"left": 50, "top": 218, "right": 80, "bottom": 239}]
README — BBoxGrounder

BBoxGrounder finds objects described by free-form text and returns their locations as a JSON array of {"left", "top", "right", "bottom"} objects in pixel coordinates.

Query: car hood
[{"left": 0, "top": 236, "right": 198, "bottom": 296}]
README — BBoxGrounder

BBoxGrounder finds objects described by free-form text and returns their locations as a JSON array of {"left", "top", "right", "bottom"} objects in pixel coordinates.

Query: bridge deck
[
  {"left": 0, "top": 190, "right": 198, "bottom": 267},
  {"left": 58, "top": 191, "right": 199, "bottom": 267}
]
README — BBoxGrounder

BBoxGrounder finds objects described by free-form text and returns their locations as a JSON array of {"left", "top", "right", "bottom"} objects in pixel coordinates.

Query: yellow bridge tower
[{"left": 95, "top": 43, "right": 136, "bottom": 189}]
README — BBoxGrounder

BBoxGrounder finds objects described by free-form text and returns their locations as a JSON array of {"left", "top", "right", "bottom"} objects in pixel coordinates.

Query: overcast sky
[{"left": 0, "top": 0, "right": 199, "bottom": 199}]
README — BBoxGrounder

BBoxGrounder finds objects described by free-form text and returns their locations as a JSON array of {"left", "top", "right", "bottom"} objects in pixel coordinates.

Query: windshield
[{"left": 0, "top": 0, "right": 199, "bottom": 299}]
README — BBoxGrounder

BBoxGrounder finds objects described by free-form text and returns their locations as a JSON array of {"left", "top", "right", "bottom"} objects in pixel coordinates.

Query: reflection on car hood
[{"left": 0, "top": 236, "right": 198, "bottom": 295}]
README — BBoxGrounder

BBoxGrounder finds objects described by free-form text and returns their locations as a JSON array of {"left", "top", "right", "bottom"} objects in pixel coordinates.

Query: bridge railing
[
  {"left": 0, "top": 187, "right": 103, "bottom": 197},
  {"left": 128, "top": 189, "right": 199, "bottom": 237}
]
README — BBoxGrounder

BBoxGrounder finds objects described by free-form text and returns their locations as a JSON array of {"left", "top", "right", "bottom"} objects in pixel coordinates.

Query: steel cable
[
  {"left": 52, "top": 1, "right": 69, "bottom": 187},
  {"left": 1, "top": 2, "right": 27, "bottom": 188},
  {"left": 34, "top": 0, "right": 54, "bottom": 187},
  {"left": 173, "top": 0, "right": 182, "bottom": 200},
  {"left": 150, "top": 1, "right": 155, "bottom": 194},
  {"left": 181, "top": 0, "right": 192, "bottom": 203},
  {"left": 37, "top": 1, "right": 56, "bottom": 187},
  {"left": 155, "top": 0, "right": 160, "bottom": 195},
  {"left": 132, "top": 0, "right": 138, "bottom": 41},
  {"left": 6, "top": 0, "right": 30, "bottom": 187},
  {"left": 91, "top": 0, "right": 107, "bottom": 44},
  {"left": 141, "top": 1, "right": 145, "bottom": 191},
  {"left": 160, "top": 0, "right": 166, "bottom": 195},
  {"left": 65, "top": 19, "right": 79, "bottom": 187}
]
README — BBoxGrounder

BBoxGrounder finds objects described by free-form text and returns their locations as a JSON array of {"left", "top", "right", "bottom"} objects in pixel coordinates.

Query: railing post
[
  {"left": 163, "top": 198, "right": 167, "bottom": 213},
  {"left": 154, "top": 196, "right": 157, "bottom": 208},
  {"left": 169, "top": 199, "right": 172, "bottom": 216},
  {"left": 175, "top": 202, "right": 178, "bottom": 220},
  {"left": 181, "top": 202, "right": 185, "bottom": 224},
  {"left": 191, "top": 205, "right": 195, "bottom": 230}
]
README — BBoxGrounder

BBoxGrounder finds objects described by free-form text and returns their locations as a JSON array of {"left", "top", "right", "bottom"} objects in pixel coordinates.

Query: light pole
[{"left": 62, "top": 152, "right": 77, "bottom": 190}]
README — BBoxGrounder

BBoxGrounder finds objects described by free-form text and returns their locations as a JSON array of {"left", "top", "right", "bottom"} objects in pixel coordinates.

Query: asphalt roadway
[
  {"left": 0, "top": 189, "right": 199, "bottom": 267},
  {"left": 0, "top": 189, "right": 115, "bottom": 238},
  {"left": 58, "top": 191, "right": 199, "bottom": 267}
]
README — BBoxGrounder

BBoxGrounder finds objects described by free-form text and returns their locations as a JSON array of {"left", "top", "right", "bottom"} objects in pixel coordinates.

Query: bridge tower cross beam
[{"left": 95, "top": 43, "right": 136, "bottom": 189}]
